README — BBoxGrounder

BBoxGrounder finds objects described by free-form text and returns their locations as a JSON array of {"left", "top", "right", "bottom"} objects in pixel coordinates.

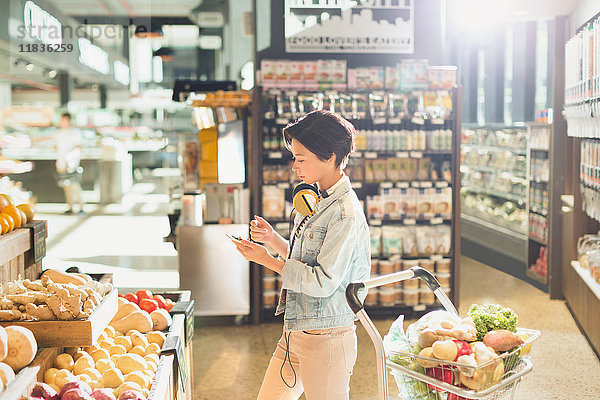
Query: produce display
[
  {"left": 0, "top": 270, "right": 113, "bottom": 322},
  {"left": 115, "top": 290, "right": 174, "bottom": 333},
  {"left": 0, "top": 178, "right": 36, "bottom": 236},
  {"left": 29, "top": 324, "right": 167, "bottom": 400},
  {"left": 0, "top": 325, "right": 38, "bottom": 393},
  {"left": 384, "top": 304, "right": 537, "bottom": 399}
]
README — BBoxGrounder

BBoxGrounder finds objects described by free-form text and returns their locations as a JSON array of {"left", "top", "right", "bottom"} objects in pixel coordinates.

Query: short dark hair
[
  {"left": 283, "top": 110, "right": 355, "bottom": 168},
  {"left": 61, "top": 112, "right": 71, "bottom": 120}
]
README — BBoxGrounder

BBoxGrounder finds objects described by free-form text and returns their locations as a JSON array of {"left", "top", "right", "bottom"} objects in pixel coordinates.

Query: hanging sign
[
  {"left": 78, "top": 37, "right": 110, "bottom": 75},
  {"left": 22, "top": 1, "right": 62, "bottom": 46},
  {"left": 285, "top": 0, "right": 414, "bottom": 54}
]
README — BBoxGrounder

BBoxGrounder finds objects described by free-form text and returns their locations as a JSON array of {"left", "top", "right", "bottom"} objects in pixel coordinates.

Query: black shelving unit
[{"left": 250, "top": 85, "right": 462, "bottom": 322}]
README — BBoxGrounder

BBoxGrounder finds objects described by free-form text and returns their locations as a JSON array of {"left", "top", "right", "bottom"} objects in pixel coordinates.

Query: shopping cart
[{"left": 346, "top": 267, "right": 539, "bottom": 400}]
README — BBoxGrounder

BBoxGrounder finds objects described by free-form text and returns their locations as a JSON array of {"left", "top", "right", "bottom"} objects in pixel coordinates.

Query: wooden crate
[
  {"left": 0, "top": 289, "right": 118, "bottom": 348},
  {"left": 7, "top": 303, "right": 192, "bottom": 400},
  {"left": 0, "top": 221, "right": 46, "bottom": 283}
]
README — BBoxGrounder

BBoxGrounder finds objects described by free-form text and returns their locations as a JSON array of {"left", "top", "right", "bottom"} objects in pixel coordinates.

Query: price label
[
  {"left": 420, "top": 181, "right": 433, "bottom": 188},
  {"left": 381, "top": 182, "right": 393, "bottom": 188},
  {"left": 413, "top": 304, "right": 427, "bottom": 312},
  {"left": 374, "top": 118, "right": 387, "bottom": 125},
  {"left": 350, "top": 152, "right": 362, "bottom": 158},
  {"left": 411, "top": 116, "right": 425, "bottom": 125},
  {"left": 275, "top": 118, "right": 289, "bottom": 125},
  {"left": 430, "top": 218, "right": 444, "bottom": 225},
  {"left": 351, "top": 182, "right": 363, "bottom": 189},
  {"left": 396, "top": 152, "right": 409, "bottom": 158},
  {"left": 364, "top": 152, "right": 378, "bottom": 159},
  {"left": 432, "top": 118, "right": 445, "bottom": 125},
  {"left": 277, "top": 182, "right": 290, "bottom": 189},
  {"left": 370, "top": 219, "right": 383, "bottom": 226},
  {"left": 403, "top": 218, "right": 416, "bottom": 225},
  {"left": 410, "top": 151, "right": 423, "bottom": 159},
  {"left": 268, "top": 152, "right": 283, "bottom": 159},
  {"left": 435, "top": 181, "right": 449, "bottom": 188},
  {"left": 430, "top": 255, "right": 444, "bottom": 261},
  {"left": 411, "top": 181, "right": 422, "bottom": 188},
  {"left": 396, "top": 182, "right": 410, "bottom": 188}
]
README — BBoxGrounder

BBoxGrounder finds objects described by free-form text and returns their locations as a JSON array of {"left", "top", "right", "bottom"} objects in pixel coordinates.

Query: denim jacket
[{"left": 276, "top": 174, "right": 371, "bottom": 332}]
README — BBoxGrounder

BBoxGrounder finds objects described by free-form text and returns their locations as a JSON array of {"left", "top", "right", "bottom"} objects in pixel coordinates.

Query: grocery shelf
[
  {"left": 462, "top": 186, "right": 525, "bottom": 203},
  {"left": 526, "top": 268, "right": 548, "bottom": 285},
  {"left": 529, "top": 207, "right": 548, "bottom": 217},
  {"left": 461, "top": 144, "right": 527, "bottom": 156},
  {"left": 461, "top": 164, "right": 527, "bottom": 178},
  {"left": 528, "top": 235, "right": 548, "bottom": 246}
]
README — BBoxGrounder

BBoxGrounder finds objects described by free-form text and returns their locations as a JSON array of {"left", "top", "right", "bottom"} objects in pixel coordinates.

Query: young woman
[{"left": 234, "top": 110, "right": 371, "bottom": 400}]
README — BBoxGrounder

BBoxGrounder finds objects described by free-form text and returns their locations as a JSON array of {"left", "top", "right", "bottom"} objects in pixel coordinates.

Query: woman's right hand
[{"left": 250, "top": 215, "right": 273, "bottom": 244}]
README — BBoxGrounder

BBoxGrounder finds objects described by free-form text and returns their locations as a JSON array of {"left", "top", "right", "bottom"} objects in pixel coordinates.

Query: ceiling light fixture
[
  {"left": 48, "top": 69, "right": 57, "bottom": 79},
  {"left": 25, "top": 63, "right": 34, "bottom": 71}
]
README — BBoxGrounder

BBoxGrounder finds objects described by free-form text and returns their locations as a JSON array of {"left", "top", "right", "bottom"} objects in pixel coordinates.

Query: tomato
[
  {"left": 153, "top": 295, "right": 167, "bottom": 309},
  {"left": 164, "top": 299, "right": 175, "bottom": 312},
  {"left": 139, "top": 298, "right": 159, "bottom": 313},
  {"left": 124, "top": 293, "right": 139, "bottom": 304},
  {"left": 118, "top": 293, "right": 125, "bottom": 298},
  {"left": 426, "top": 366, "right": 455, "bottom": 392},
  {"left": 136, "top": 289, "right": 153, "bottom": 301}
]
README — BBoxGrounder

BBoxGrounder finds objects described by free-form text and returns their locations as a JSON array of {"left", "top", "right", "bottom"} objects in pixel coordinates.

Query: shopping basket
[{"left": 346, "top": 267, "right": 539, "bottom": 400}]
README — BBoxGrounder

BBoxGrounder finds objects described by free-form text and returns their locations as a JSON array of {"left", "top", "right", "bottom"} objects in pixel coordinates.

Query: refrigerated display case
[{"left": 460, "top": 125, "right": 529, "bottom": 277}]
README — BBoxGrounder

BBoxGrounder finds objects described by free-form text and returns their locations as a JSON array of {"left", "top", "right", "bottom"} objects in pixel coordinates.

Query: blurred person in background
[{"left": 54, "top": 113, "right": 85, "bottom": 215}]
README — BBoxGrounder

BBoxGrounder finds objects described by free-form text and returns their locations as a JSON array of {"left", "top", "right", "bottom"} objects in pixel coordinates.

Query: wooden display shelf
[
  {"left": 0, "top": 220, "right": 46, "bottom": 282},
  {"left": 7, "top": 291, "right": 194, "bottom": 400},
  {"left": 0, "top": 289, "right": 118, "bottom": 348}
]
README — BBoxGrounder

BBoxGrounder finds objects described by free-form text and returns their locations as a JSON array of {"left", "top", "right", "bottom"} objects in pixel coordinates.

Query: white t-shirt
[{"left": 54, "top": 127, "right": 82, "bottom": 172}]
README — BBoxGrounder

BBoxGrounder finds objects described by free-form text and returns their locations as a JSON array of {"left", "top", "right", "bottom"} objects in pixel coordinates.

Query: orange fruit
[
  {"left": 0, "top": 196, "right": 8, "bottom": 210},
  {"left": 0, "top": 216, "right": 9, "bottom": 234},
  {"left": 0, "top": 214, "right": 14, "bottom": 233},
  {"left": 17, "top": 204, "right": 35, "bottom": 222},
  {"left": 17, "top": 208, "right": 27, "bottom": 225},
  {"left": 0, "top": 194, "right": 13, "bottom": 206},
  {"left": 1, "top": 206, "right": 21, "bottom": 228}
]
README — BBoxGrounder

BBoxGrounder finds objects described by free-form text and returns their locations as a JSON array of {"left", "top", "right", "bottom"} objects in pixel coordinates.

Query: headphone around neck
[{"left": 292, "top": 182, "right": 329, "bottom": 216}]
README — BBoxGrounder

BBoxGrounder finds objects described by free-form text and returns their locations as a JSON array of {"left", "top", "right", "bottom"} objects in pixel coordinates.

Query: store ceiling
[{"left": 50, "top": 0, "right": 200, "bottom": 17}]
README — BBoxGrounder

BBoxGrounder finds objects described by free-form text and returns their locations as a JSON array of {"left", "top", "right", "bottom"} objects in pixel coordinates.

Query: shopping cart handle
[{"left": 346, "top": 267, "right": 441, "bottom": 314}]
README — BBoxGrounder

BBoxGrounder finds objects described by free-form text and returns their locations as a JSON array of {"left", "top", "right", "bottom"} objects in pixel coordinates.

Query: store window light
[{"left": 153, "top": 56, "right": 163, "bottom": 83}]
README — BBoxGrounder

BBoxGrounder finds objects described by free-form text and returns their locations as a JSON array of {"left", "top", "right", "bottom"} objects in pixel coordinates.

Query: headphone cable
[{"left": 280, "top": 331, "right": 297, "bottom": 388}]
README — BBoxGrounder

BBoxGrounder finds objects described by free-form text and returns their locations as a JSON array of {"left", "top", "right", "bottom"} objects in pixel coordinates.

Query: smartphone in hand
[{"left": 226, "top": 233, "right": 244, "bottom": 244}]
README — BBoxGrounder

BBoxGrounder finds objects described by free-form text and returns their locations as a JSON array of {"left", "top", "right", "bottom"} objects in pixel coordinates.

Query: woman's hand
[
  {"left": 235, "top": 239, "right": 271, "bottom": 265},
  {"left": 250, "top": 215, "right": 274, "bottom": 244},
  {"left": 235, "top": 239, "right": 284, "bottom": 274}
]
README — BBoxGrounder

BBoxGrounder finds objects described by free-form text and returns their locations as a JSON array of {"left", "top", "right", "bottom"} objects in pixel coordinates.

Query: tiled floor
[{"left": 40, "top": 183, "right": 600, "bottom": 399}]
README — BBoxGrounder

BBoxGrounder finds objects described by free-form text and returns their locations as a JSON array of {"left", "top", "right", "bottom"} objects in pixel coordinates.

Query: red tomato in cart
[
  {"left": 164, "top": 299, "right": 175, "bottom": 312},
  {"left": 136, "top": 289, "right": 153, "bottom": 301},
  {"left": 118, "top": 293, "right": 125, "bottom": 298},
  {"left": 426, "top": 366, "right": 456, "bottom": 392},
  {"left": 447, "top": 394, "right": 469, "bottom": 400},
  {"left": 139, "top": 298, "right": 159, "bottom": 313},
  {"left": 153, "top": 295, "right": 168, "bottom": 309},
  {"left": 124, "top": 293, "right": 139, "bottom": 304}
]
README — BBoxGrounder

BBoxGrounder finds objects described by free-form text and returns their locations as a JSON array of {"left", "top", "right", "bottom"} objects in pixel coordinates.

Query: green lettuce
[{"left": 468, "top": 303, "right": 518, "bottom": 341}]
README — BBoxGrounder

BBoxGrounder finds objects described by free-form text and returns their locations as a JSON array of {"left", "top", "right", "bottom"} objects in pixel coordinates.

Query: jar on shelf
[
  {"left": 420, "top": 288, "right": 435, "bottom": 305},
  {"left": 391, "top": 255, "right": 403, "bottom": 272},
  {"left": 403, "top": 288, "right": 419, "bottom": 306},
  {"left": 436, "top": 259, "right": 451, "bottom": 273},
  {"left": 435, "top": 272, "right": 451, "bottom": 287},
  {"left": 365, "top": 287, "right": 379, "bottom": 306},
  {"left": 263, "top": 276, "right": 277, "bottom": 291},
  {"left": 419, "top": 259, "right": 435, "bottom": 273},
  {"left": 379, "top": 288, "right": 396, "bottom": 306},
  {"left": 379, "top": 260, "right": 394, "bottom": 275},
  {"left": 263, "top": 290, "right": 277, "bottom": 309},
  {"left": 371, "top": 259, "right": 379, "bottom": 274}
]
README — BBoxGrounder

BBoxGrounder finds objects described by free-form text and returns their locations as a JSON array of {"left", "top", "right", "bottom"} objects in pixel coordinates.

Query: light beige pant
[{"left": 257, "top": 324, "right": 357, "bottom": 400}]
